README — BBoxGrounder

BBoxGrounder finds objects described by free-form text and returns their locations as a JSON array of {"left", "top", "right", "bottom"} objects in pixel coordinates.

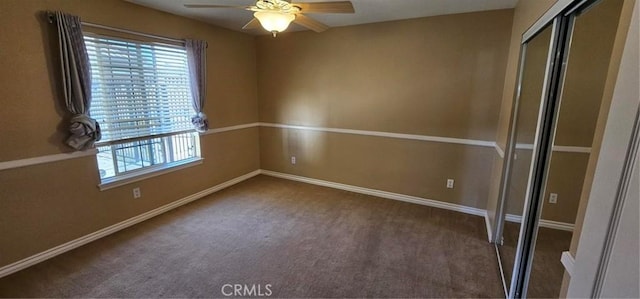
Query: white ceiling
[{"left": 126, "top": 0, "right": 518, "bottom": 35}]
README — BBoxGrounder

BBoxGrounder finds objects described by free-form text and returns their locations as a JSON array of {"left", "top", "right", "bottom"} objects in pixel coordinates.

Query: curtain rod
[{"left": 47, "top": 12, "right": 184, "bottom": 45}]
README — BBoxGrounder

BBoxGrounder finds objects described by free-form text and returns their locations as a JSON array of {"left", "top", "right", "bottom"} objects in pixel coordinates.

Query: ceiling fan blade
[
  {"left": 242, "top": 18, "right": 261, "bottom": 30},
  {"left": 294, "top": 14, "right": 329, "bottom": 32},
  {"left": 184, "top": 4, "right": 252, "bottom": 9},
  {"left": 292, "top": 1, "right": 354, "bottom": 14}
]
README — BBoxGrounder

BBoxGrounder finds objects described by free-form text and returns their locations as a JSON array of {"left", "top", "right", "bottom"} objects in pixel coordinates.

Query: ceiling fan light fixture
[{"left": 254, "top": 11, "right": 295, "bottom": 36}]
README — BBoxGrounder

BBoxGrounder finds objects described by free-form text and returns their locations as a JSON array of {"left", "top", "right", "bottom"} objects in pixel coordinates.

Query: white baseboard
[
  {"left": 504, "top": 214, "right": 521, "bottom": 224},
  {"left": 0, "top": 170, "right": 261, "bottom": 279},
  {"left": 561, "top": 251, "right": 575, "bottom": 276},
  {"left": 485, "top": 213, "right": 494, "bottom": 242},
  {"left": 260, "top": 170, "right": 487, "bottom": 217},
  {"left": 261, "top": 170, "right": 497, "bottom": 243},
  {"left": 539, "top": 219, "right": 575, "bottom": 231},
  {"left": 1, "top": 168, "right": 574, "bottom": 279},
  {"left": 505, "top": 213, "right": 575, "bottom": 231}
]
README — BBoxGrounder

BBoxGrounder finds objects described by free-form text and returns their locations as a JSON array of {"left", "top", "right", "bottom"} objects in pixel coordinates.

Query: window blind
[{"left": 85, "top": 35, "right": 194, "bottom": 145}]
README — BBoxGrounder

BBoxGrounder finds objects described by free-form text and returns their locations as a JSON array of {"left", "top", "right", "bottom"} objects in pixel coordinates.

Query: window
[{"left": 85, "top": 34, "right": 201, "bottom": 184}]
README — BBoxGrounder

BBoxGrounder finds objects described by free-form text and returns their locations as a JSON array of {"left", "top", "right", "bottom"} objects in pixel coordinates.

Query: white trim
[
  {"left": 515, "top": 143, "right": 591, "bottom": 153},
  {"left": 259, "top": 122, "right": 496, "bottom": 148},
  {"left": 0, "top": 122, "right": 593, "bottom": 172},
  {"left": 539, "top": 219, "right": 575, "bottom": 231},
  {"left": 485, "top": 213, "right": 494, "bottom": 242},
  {"left": 553, "top": 145, "right": 591, "bottom": 154},
  {"left": 260, "top": 170, "right": 487, "bottom": 217},
  {"left": 98, "top": 158, "right": 204, "bottom": 191},
  {"left": 0, "top": 170, "right": 261, "bottom": 279},
  {"left": 0, "top": 122, "right": 260, "bottom": 172},
  {"left": 515, "top": 143, "right": 535, "bottom": 150},
  {"left": 495, "top": 144, "right": 505, "bottom": 158},
  {"left": 200, "top": 122, "right": 260, "bottom": 135},
  {"left": 0, "top": 149, "right": 98, "bottom": 171},
  {"left": 561, "top": 251, "right": 575, "bottom": 276},
  {"left": 503, "top": 213, "right": 523, "bottom": 224},
  {"left": 505, "top": 213, "right": 575, "bottom": 231}
]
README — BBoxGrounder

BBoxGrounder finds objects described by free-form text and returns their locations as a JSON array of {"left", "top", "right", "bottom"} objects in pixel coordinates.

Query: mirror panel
[
  {"left": 497, "top": 24, "right": 554, "bottom": 293},
  {"left": 526, "top": 0, "right": 625, "bottom": 297}
]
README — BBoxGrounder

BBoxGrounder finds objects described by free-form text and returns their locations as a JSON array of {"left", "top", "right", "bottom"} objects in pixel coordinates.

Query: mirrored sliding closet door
[
  {"left": 493, "top": 0, "right": 626, "bottom": 298},
  {"left": 494, "top": 23, "right": 555, "bottom": 295}
]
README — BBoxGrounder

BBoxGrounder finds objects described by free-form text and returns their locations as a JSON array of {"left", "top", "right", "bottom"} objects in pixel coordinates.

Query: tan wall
[
  {"left": 260, "top": 127, "right": 495, "bottom": 209},
  {"left": 257, "top": 10, "right": 514, "bottom": 209},
  {"left": 258, "top": 10, "right": 513, "bottom": 140},
  {"left": 0, "top": 0, "right": 260, "bottom": 267}
]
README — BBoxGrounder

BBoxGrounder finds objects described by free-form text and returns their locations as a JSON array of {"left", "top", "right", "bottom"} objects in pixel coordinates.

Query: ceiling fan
[{"left": 184, "top": 0, "right": 355, "bottom": 36}]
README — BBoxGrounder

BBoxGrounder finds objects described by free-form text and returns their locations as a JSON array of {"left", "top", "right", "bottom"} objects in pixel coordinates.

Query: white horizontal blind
[{"left": 85, "top": 35, "right": 194, "bottom": 145}]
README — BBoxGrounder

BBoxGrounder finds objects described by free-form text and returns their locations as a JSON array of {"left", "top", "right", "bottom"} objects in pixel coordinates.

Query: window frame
[{"left": 84, "top": 32, "right": 203, "bottom": 189}]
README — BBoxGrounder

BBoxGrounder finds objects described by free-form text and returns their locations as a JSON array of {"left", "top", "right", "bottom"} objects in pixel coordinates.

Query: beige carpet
[{"left": 0, "top": 175, "right": 503, "bottom": 298}]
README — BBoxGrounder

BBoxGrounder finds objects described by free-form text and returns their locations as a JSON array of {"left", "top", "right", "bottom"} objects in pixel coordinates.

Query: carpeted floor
[
  {"left": 0, "top": 175, "right": 504, "bottom": 298},
  {"left": 498, "top": 221, "right": 572, "bottom": 298}
]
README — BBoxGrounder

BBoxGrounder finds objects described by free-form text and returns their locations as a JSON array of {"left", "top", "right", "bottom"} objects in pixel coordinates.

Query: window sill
[{"left": 98, "top": 158, "right": 203, "bottom": 191}]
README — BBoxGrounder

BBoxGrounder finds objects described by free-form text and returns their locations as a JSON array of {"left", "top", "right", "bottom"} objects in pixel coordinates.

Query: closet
[{"left": 492, "top": 0, "right": 625, "bottom": 297}]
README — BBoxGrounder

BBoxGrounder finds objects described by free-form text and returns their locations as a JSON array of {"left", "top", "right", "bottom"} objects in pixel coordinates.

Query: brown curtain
[{"left": 53, "top": 11, "right": 101, "bottom": 150}]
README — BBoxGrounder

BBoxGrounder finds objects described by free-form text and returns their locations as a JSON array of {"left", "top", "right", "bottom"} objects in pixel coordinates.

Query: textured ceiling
[{"left": 126, "top": 0, "right": 518, "bottom": 35}]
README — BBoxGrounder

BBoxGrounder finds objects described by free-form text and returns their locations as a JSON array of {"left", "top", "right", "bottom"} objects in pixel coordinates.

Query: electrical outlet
[
  {"left": 446, "top": 179, "right": 454, "bottom": 189},
  {"left": 291, "top": 156, "right": 296, "bottom": 165},
  {"left": 549, "top": 193, "right": 558, "bottom": 204},
  {"left": 133, "top": 187, "right": 141, "bottom": 199}
]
